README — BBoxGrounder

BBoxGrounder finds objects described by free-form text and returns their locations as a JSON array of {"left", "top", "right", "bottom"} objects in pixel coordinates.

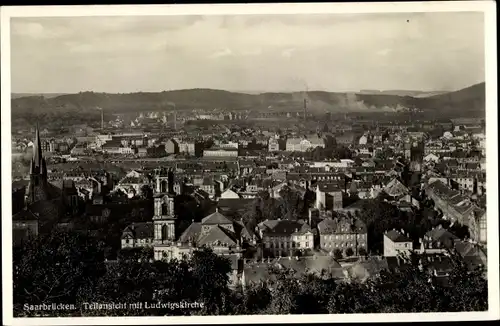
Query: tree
[
  {"left": 358, "top": 247, "right": 368, "bottom": 256},
  {"left": 140, "top": 184, "right": 153, "bottom": 199},
  {"left": 189, "top": 247, "right": 234, "bottom": 315},
  {"left": 345, "top": 247, "right": 354, "bottom": 257},
  {"left": 13, "top": 231, "right": 106, "bottom": 317},
  {"left": 333, "top": 249, "right": 343, "bottom": 260}
]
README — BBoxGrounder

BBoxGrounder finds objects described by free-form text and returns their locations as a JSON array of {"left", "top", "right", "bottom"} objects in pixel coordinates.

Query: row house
[
  {"left": 259, "top": 219, "right": 314, "bottom": 257},
  {"left": 425, "top": 180, "right": 487, "bottom": 244},
  {"left": 203, "top": 148, "right": 239, "bottom": 157},
  {"left": 317, "top": 217, "right": 368, "bottom": 255}
]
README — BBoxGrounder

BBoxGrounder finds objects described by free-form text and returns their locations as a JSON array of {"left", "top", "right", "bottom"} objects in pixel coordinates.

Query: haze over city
[{"left": 11, "top": 12, "right": 484, "bottom": 94}]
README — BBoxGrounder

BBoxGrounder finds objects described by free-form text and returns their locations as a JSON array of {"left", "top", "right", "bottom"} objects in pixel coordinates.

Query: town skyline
[{"left": 11, "top": 12, "right": 484, "bottom": 94}]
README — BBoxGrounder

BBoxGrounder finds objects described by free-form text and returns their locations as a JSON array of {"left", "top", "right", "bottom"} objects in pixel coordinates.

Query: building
[
  {"left": 315, "top": 184, "right": 343, "bottom": 210},
  {"left": 203, "top": 148, "right": 239, "bottom": 157},
  {"left": 153, "top": 194, "right": 178, "bottom": 260},
  {"left": 383, "top": 229, "right": 413, "bottom": 257},
  {"left": 165, "top": 208, "right": 255, "bottom": 260},
  {"left": 419, "top": 226, "right": 459, "bottom": 254},
  {"left": 286, "top": 135, "right": 325, "bottom": 152},
  {"left": 13, "top": 125, "right": 78, "bottom": 244},
  {"left": 177, "top": 139, "right": 201, "bottom": 156},
  {"left": 317, "top": 217, "right": 368, "bottom": 256},
  {"left": 268, "top": 138, "right": 285, "bottom": 152},
  {"left": 121, "top": 222, "right": 154, "bottom": 249},
  {"left": 164, "top": 139, "right": 179, "bottom": 154},
  {"left": 116, "top": 170, "right": 151, "bottom": 196},
  {"left": 259, "top": 219, "right": 314, "bottom": 257},
  {"left": 425, "top": 180, "right": 482, "bottom": 230},
  {"left": 468, "top": 207, "right": 487, "bottom": 244}
]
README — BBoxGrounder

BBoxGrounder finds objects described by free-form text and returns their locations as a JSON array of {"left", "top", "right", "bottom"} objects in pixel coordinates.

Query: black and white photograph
[{"left": 1, "top": 2, "right": 498, "bottom": 325}]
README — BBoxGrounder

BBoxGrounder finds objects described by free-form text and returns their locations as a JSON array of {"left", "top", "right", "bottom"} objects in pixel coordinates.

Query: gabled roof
[
  {"left": 425, "top": 227, "right": 459, "bottom": 243},
  {"left": 202, "top": 210, "right": 234, "bottom": 225},
  {"left": 317, "top": 217, "right": 367, "bottom": 234},
  {"left": 383, "top": 178, "right": 409, "bottom": 197},
  {"left": 385, "top": 229, "right": 411, "bottom": 243},
  {"left": 121, "top": 222, "right": 154, "bottom": 239},
  {"left": 198, "top": 225, "right": 238, "bottom": 247},
  {"left": 220, "top": 188, "right": 241, "bottom": 199},
  {"left": 317, "top": 183, "right": 343, "bottom": 193},
  {"left": 179, "top": 222, "right": 202, "bottom": 243},
  {"left": 258, "top": 219, "right": 312, "bottom": 236},
  {"left": 13, "top": 208, "right": 38, "bottom": 221}
]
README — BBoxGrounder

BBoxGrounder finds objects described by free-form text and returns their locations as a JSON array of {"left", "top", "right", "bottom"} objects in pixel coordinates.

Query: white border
[{"left": 1, "top": 2, "right": 498, "bottom": 325}]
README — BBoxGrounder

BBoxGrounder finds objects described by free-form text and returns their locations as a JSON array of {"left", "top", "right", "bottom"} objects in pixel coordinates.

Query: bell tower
[{"left": 153, "top": 193, "right": 176, "bottom": 244}]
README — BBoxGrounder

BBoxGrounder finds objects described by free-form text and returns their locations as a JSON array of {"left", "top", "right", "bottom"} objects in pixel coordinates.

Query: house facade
[{"left": 317, "top": 217, "right": 368, "bottom": 256}]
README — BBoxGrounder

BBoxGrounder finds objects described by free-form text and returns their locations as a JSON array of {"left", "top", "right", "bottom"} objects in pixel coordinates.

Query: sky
[{"left": 10, "top": 12, "right": 485, "bottom": 93}]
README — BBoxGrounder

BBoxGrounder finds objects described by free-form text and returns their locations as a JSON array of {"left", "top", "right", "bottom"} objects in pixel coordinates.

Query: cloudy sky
[{"left": 10, "top": 12, "right": 484, "bottom": 93}]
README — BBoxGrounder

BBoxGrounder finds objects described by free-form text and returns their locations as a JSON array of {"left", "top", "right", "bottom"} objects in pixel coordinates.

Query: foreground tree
[{"left": 13, "top": 231, "right": 106, "bottom": 316}]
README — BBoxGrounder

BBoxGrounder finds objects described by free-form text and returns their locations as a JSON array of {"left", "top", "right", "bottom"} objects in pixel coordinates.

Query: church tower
[
  {"left": 26, "top": 124, "right": 50, "bottom": 205},
  {"left": 153, "top": 194, "right": 177, "bottom": 244}
]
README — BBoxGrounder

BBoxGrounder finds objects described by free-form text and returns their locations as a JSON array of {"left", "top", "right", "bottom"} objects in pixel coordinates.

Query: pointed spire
[
  {"left": 41, "top": 158, "right": 48, "bottom": 179},
  {"left": 33, "top": 123, "right": 43, "bottom": 168}
]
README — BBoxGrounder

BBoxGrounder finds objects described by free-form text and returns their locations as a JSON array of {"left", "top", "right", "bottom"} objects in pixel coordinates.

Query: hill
[
  {"left": 10, "top": 83, "right": 485, "bottom": 117},
  {"left": 11, "top": 93, "right": 69, "bottom": 99},
  {"left": 358, "top": 90, "right": 449, "bottom": 97}
]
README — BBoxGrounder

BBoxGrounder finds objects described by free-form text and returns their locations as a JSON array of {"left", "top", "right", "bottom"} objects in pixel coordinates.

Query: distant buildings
[
  {"left": 203, "top": 148, "right": 239, "bottom": 157},
  {"left": 286, "top": 135, "right": 325, "bottom": 152}
]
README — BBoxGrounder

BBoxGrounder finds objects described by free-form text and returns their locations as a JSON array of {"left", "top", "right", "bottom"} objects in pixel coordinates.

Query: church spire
[{"left": 33, "top": 123, "right": 43, "bottom": 168}]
